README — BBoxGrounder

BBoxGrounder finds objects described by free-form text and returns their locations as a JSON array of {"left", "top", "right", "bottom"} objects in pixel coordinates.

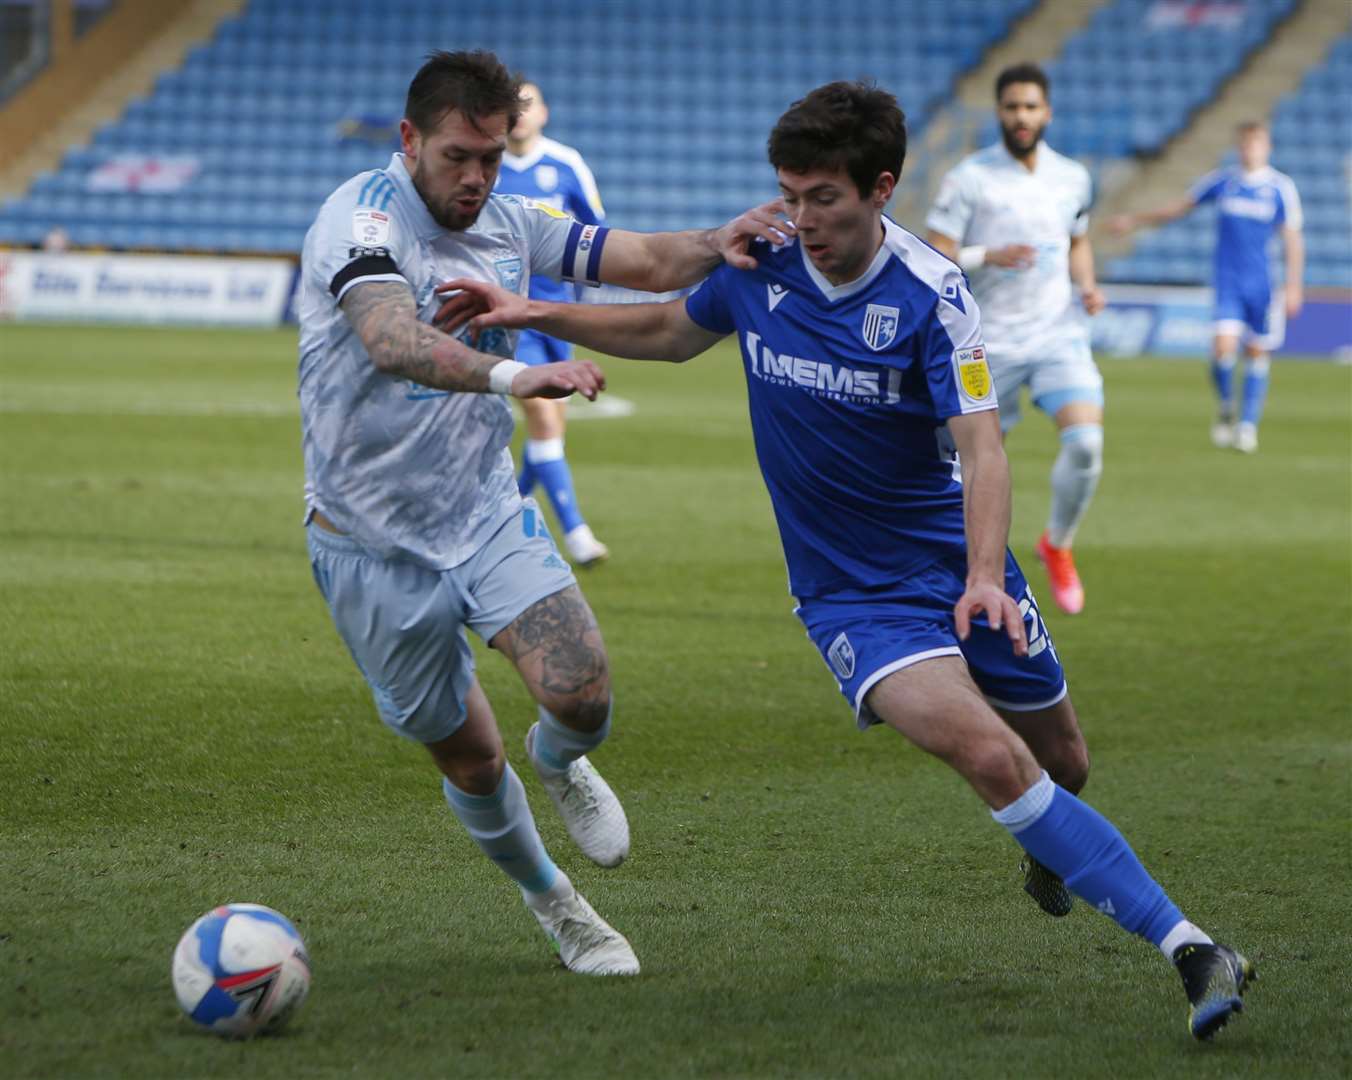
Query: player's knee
[
  {"left": 433, "top": 741, "right": 505, "bottom": 796},
  {"left": 1060, "top": 424, "right": 1103, "bottom": 476},
  {"left": 955, "top": 735, "right": 1034, "bottom": 806},
  {"left": 1247, "top": 354, "right": 1270, "bottom": 376}
]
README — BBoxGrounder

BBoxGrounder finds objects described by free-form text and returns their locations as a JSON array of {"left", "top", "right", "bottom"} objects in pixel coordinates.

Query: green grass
[{"left": 1, "top": 323, "right": 1349, "bottom": 1078}]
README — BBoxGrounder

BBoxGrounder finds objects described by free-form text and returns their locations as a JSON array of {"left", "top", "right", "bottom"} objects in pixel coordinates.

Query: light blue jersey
[
  {"left": 1190, "top": 165, "right": 1301, "bottom": 337},
  {"left": 297, "top": 152, "right": 609, "bottom": 569},
  {"left": 496, "top": 136, "right": 605, "bottom": 305},
  {"left": 685, "top": 218, "right": 995, "bottom": 598}
]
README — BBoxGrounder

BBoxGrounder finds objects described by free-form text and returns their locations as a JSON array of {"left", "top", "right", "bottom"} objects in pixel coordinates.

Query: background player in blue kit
[
  {"left": 439, "top": 81, "right": 1257, "bottom": 1041},
  {"left": 495, "top": 81, "right": 611, "bottom": 566},
  {"left": 1110, "top": 121, "right": 1303, "bottom": 454}
]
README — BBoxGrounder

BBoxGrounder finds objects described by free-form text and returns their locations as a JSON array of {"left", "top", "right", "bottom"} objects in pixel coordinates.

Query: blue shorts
[
  {"left": 797, "top": 552, "right": 1067, "bottom": 730},
  {"left": 516, "top": 328, "right": 571, "bottom": 366},
  {"left": 307, "top": 499, "right": 576, "bottom": 744},
  {"left": 1214, "top": 281, "right": 1280, "bottom": 347}
]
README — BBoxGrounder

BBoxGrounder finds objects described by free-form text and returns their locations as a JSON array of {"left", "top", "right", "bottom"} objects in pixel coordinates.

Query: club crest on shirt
[
  {"left": 827, "top": 632, "right": 855, "bottom": 680},
  {"left": 862, "top": 304, "right": 900, "bottom": 351},
  {"left": 494, "top": 256, "right": 523, "bottom": 292},
  {"left": 533, "top": 164, "right": 559, "bottom": 192},
  {"left": 953, "top": 345, "right": 993, "bottom": 403}
]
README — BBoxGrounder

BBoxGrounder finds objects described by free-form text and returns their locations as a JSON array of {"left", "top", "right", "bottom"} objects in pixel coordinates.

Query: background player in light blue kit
[
  {"left": 1110, "top": 121, "right": 1303, "bottom": 453},
  {"left": 298, "top": 50, "right": 788, "bottom": 978},
  {"left": 495, "top": 81, "right": 611, "bottom": 566},
  {"left": 440, "top": 81, "right": 1256, "bottom": 1040}
]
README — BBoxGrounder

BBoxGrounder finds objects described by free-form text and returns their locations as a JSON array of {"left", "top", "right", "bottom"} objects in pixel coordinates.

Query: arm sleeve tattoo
[{"left": 339, "top": 281, "right": 499, "bottom": 393}]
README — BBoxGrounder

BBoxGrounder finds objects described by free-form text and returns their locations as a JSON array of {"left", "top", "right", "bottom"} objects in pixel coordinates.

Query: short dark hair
[
  {"left": 995, "top": 62, "right": 1050, "bottom": 103},
  {"left": 404, "top": 50, "right": 524, "bottom": 134},
  {"left": 1236, "top": 119, "right": 1268, "bottom": 137},
  {"left": 767, "top": 81, "right": 907, "bottom": 198}
]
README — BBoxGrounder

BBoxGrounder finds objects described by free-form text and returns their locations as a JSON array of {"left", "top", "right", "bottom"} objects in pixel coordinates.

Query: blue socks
[
  {"left": 1240, "top": 355, "right": 1270, "bottom": 427},
  {"left": 530, "top": 703, "right": 611, "bottom": 777},
  {"left": 994, "top": 772, "right": 1187, "bottom": 951},
  {"left": 519, "top": 438, "right": 585, "bottom": 534},
  {"left": 442, "top": 763, "right": 558, "bottom": 894},
  {"left": 1210, "top": 353, "right": 1237, "bottom": 418}
]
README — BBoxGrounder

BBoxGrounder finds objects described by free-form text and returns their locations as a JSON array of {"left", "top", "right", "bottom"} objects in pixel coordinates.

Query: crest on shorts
[
  {"left": 827, "top": 632, "right": 856, "bottom": 680},
  {"left": 862, "top": 304, "right": 900, "bottom": 351},
  {"left": 494, "top": 256, "right": 523, "bottom": 292}
]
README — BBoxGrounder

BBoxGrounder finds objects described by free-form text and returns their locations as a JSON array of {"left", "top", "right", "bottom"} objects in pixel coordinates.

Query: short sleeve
[
  {"left": 508, "top": 196, "right": 611, "bottom": 286},
  {"left": 925, "top": 168, "right": 977, "bottom": 242},
  {"left": 684, "top": 265, "right": 736, "bottom": 335},
  {"left": 1188, "top": 169, "right": 1227, "bottom": 206},
  {"left": 566, "top": 158, "right": 606, "bottom": 226},
  {"left": 924, "top": 270, "right": 997, "bottom": 419},
  {"left": 1275, "top": 175, "right": 1303, "bottom": 230},
  {"left": 1071, "top": 169, "right": 1093, "bottom": 238},
  {"left": 307, "top": 174, "right": 416, "bottom": 303}
]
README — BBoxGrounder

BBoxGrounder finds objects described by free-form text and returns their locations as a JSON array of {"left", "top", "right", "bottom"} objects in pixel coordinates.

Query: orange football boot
[{"left": 1036, "top": 532, "right": 1085, "bottom": 615}]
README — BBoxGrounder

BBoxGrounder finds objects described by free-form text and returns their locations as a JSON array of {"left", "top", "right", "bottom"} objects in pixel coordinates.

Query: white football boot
[
  {"left": 523, "top": 873, "right": 640, "bottom": 976},
  {"left": 526, "top": 723, "right": 630, "bottom": 867},
  {"left": 563, "top": 523, "right": 610, "bottom": 568},
  {"left": 1210, "top": 418, "right": 1236, "bottom": 449},
  {"left": 1235, "top": 422, "right": 1258, "bottom": 454}
]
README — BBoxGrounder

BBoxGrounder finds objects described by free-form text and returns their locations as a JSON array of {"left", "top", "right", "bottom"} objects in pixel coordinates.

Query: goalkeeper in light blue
[{"left": 438, "top": 81, "right": 1256, "bottom": 1040}]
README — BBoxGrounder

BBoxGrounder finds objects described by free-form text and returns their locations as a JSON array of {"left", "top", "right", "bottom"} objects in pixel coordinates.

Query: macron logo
[
  {"left": 767, "top": 283, "right": 789, "bottom": 312},
  {"left": 941, "top": 281, "right": 966, "bottom": 314}
]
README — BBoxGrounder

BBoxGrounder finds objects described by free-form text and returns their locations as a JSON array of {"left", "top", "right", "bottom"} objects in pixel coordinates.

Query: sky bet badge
[{"left": 954, "top": 345, "right": 994, "bottom": 406}]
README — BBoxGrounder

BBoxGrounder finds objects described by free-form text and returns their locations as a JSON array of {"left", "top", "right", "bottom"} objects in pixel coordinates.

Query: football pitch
[{"left": 2, "top": 323, "right": 1349, "bottom": 1078}]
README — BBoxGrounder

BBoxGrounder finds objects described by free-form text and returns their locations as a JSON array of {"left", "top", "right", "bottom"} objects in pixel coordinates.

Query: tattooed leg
[{"left": 491, "top": 586, "right": 611, "bottom": 732}]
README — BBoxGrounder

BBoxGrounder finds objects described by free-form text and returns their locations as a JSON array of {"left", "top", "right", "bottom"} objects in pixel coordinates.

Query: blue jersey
[
  {"left": 1190, "top": 165, "right": 1302, "bottom": 295},
  {"left": 685, "top": 218, "right": 996, "bottom": 598},
  {"left": 496, "top": 137, "right": 605, "bottom": 304}
]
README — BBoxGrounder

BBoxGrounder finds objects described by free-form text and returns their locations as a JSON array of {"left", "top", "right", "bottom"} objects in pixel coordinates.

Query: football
[{"left": 171, "top": 903, "right": 311, "bottom": 1038}]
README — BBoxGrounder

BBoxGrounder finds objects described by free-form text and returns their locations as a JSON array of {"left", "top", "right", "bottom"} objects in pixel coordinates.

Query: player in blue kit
[
  {"left": 495, "top": 81, "right": 611, "bottom": 565},
  {"left": 1110, "top": 121, "right": 1303, "bottom": 453},
  {"left": 437, "top": 81, "right": 1256, "bottom": 1039}
]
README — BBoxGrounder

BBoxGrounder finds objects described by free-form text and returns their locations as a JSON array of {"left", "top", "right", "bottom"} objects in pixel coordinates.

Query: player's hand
[
  {"left": 954, "top": 581, "right": 1028, "bottom": 658},
  {"left": 509, "top": 358, "right": 606, "bottom": 401},
  {"left": 1081, "top": 285, "right": 1106, "bottom": 316},
  {"left": 986, "top": 244, "right": 1036, "bottom": 270},
  {"left": 1105, "top": 214, "right": 1135, "bottom": 237},
  {"left": 433, "top": 278, "right": 529, "bottom": 337},
  {"left": 1285, "top": 283, "right": 1303, "bottom": 319},
  {"left": 714, "top": 198, "right": 796, "bottom": 270}
]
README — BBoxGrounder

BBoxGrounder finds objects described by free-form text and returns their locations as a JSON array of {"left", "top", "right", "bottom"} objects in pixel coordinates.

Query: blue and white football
[{"left": 171, "top": 903, "right": 311, "bottom": 1038}]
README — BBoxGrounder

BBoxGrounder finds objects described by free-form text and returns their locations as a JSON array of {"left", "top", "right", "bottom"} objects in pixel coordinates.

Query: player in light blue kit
[
  {"left": 440, "top": 81, "right": 1256, "bottom": 1039},
  {"left": 1110, "top": 120, "right": 1304, "bottom": 453},
  {"left": 495, "top": 81, "right": 610, "bottom": 566},
  {"left": 298, "top": 50, "right": 787, "bottom": 977}
]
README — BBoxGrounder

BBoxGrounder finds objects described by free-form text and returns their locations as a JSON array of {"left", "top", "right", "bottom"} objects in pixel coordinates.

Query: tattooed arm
[
  {"left": 340, "top": 281, "right": 605, "bottom": 399},
  {"left": 339, "top": 281, "right": 499, "bottom": 391}
]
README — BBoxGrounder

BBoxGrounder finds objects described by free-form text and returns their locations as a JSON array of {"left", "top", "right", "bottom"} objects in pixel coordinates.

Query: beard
[
  {"left": 411, "top": 160, "right": 485, "bottom": 232},
  {"left": 1000, "top": 120, "right": 1046, "bottom": 160}
]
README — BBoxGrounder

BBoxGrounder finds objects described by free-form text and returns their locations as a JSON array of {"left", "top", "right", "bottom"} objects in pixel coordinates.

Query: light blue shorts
[
  {"left": 991, "top": 336, "right": 1104, "bottom": 431},
  {"left": 307, "top": 499, "right": 576, "bottom": 744}
]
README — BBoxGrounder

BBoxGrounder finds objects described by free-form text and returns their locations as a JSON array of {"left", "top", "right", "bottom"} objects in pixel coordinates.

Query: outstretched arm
[
  {"left": 947, "top": 409, "right": 1027, "bottom": 656},
  {"left": 341, "top": 282, "right": 604, "bottom": 399},
  {"left": 593, "top": 199, "right": 795, "bottom": 293},
  {"left": 1106, "top": 195, "right": 1196, "bottom": 236},
  {"left": 435, "top": 278, "right": 726, "bottom": 363}
]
